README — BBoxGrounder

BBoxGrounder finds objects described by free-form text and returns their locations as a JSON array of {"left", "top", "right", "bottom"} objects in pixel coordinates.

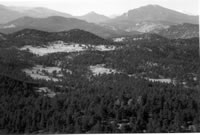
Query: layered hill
[
  {"left": 0, "top": 4, "right": 198, "bottom": 39},
  {"left": 0, "top": 4, "right": 73, "bottom": 24},
  {"left": 22, "top": 7, "right": 72, "bottom": 18},
  {"left": 0, "top": 4, "right": 24, "bottom": 24},
  {"left": 0, "top": 28, "right": 113, "bottom": 47},
  {"left": 0, "top": 16, "right": 122, "bottom": 38}
]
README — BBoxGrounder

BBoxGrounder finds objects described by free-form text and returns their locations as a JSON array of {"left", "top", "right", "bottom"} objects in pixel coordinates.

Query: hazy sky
[{"left": 0, "top": 0, "right": 199, "bottom": 16}]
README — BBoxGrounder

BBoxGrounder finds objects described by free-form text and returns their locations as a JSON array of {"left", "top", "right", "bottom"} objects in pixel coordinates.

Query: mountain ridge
[
  {"left": 112, "top": 4, "right": 198, "bottom": 23},
  {"left": 76, "top": 11, "right": 110, "bottom": 23},
  {"left": 103, "top": 4, "right": 198, "bottom": 33},
  {"left": 0, "top": 4, "right": 24, "bottom": 24},
  {"left": 0, "top": 16, "right": 143, "bottom": 38},
  {"left": 22, "top": 7, "right": 72, "bottom": 18},
  {"left": 0, "top": 16, "right": 119, "bottom": 38},
  {"left": 0, "top": 28, "right": 114, "bottom": 47}
]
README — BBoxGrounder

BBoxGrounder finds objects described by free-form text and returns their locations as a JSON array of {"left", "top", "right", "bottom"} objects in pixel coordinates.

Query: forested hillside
[{"left": 0, "top": 27, "right": 199, "bottom": 133}]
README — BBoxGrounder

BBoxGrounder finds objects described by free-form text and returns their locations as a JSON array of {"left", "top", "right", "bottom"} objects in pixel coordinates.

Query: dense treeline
[{"left": 0, "top": 74, "right": 199, "bottom": 133}]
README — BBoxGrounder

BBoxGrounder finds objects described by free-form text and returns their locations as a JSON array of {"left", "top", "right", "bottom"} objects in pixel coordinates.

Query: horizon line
[{"left": 0, "top": 3, "right": 198, "bottom": 17}]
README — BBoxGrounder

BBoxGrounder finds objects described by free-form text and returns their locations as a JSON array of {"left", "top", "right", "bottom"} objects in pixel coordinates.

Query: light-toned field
[
  {"left": 23, "top": 65, "right": 67, "bottom": 82},
  {"left": 89, "top": 64, "right": 118, "bottom": 76},
  {"left": 20, "top": 41, "right": 116, "bottom": 56}
]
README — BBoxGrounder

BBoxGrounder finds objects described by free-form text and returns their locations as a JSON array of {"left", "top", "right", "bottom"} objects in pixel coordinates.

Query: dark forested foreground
[
  {"left": 0, "top": 74, "right": 200, "bottom": 133},
  {"left": 0, "top": 29, "right": 199, "bottom": 133}
]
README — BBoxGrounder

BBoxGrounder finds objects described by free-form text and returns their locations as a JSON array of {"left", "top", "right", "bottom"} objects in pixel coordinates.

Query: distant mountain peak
[
  {"left": 33, "top": 7, "right": 49, "bottom": 10},
  {"left": 146, "top": 4, "right": 161, "bottom": 7},
  {"left": 105, "top": 4, "right": 198, "bottom": 34},
  {"left": 84, "top": 11, "right": 107, "bottom": 17},
  {"left": 112, "top": 4, "right": 198, "bottom": 24},
  {"left": 77, "top": 11, "right": 110, "bottom": 23},
  {"left": 131, "top": 4, "right": 171, "bottom": 12},
  {"left": 87, "top": 11, "right": 97, "bottom": 15}
]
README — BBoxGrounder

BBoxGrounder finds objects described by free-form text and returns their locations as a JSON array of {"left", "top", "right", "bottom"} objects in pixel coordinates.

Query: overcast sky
[{"left": 0, "top": 0, "right": 199, "bottom": 16}]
